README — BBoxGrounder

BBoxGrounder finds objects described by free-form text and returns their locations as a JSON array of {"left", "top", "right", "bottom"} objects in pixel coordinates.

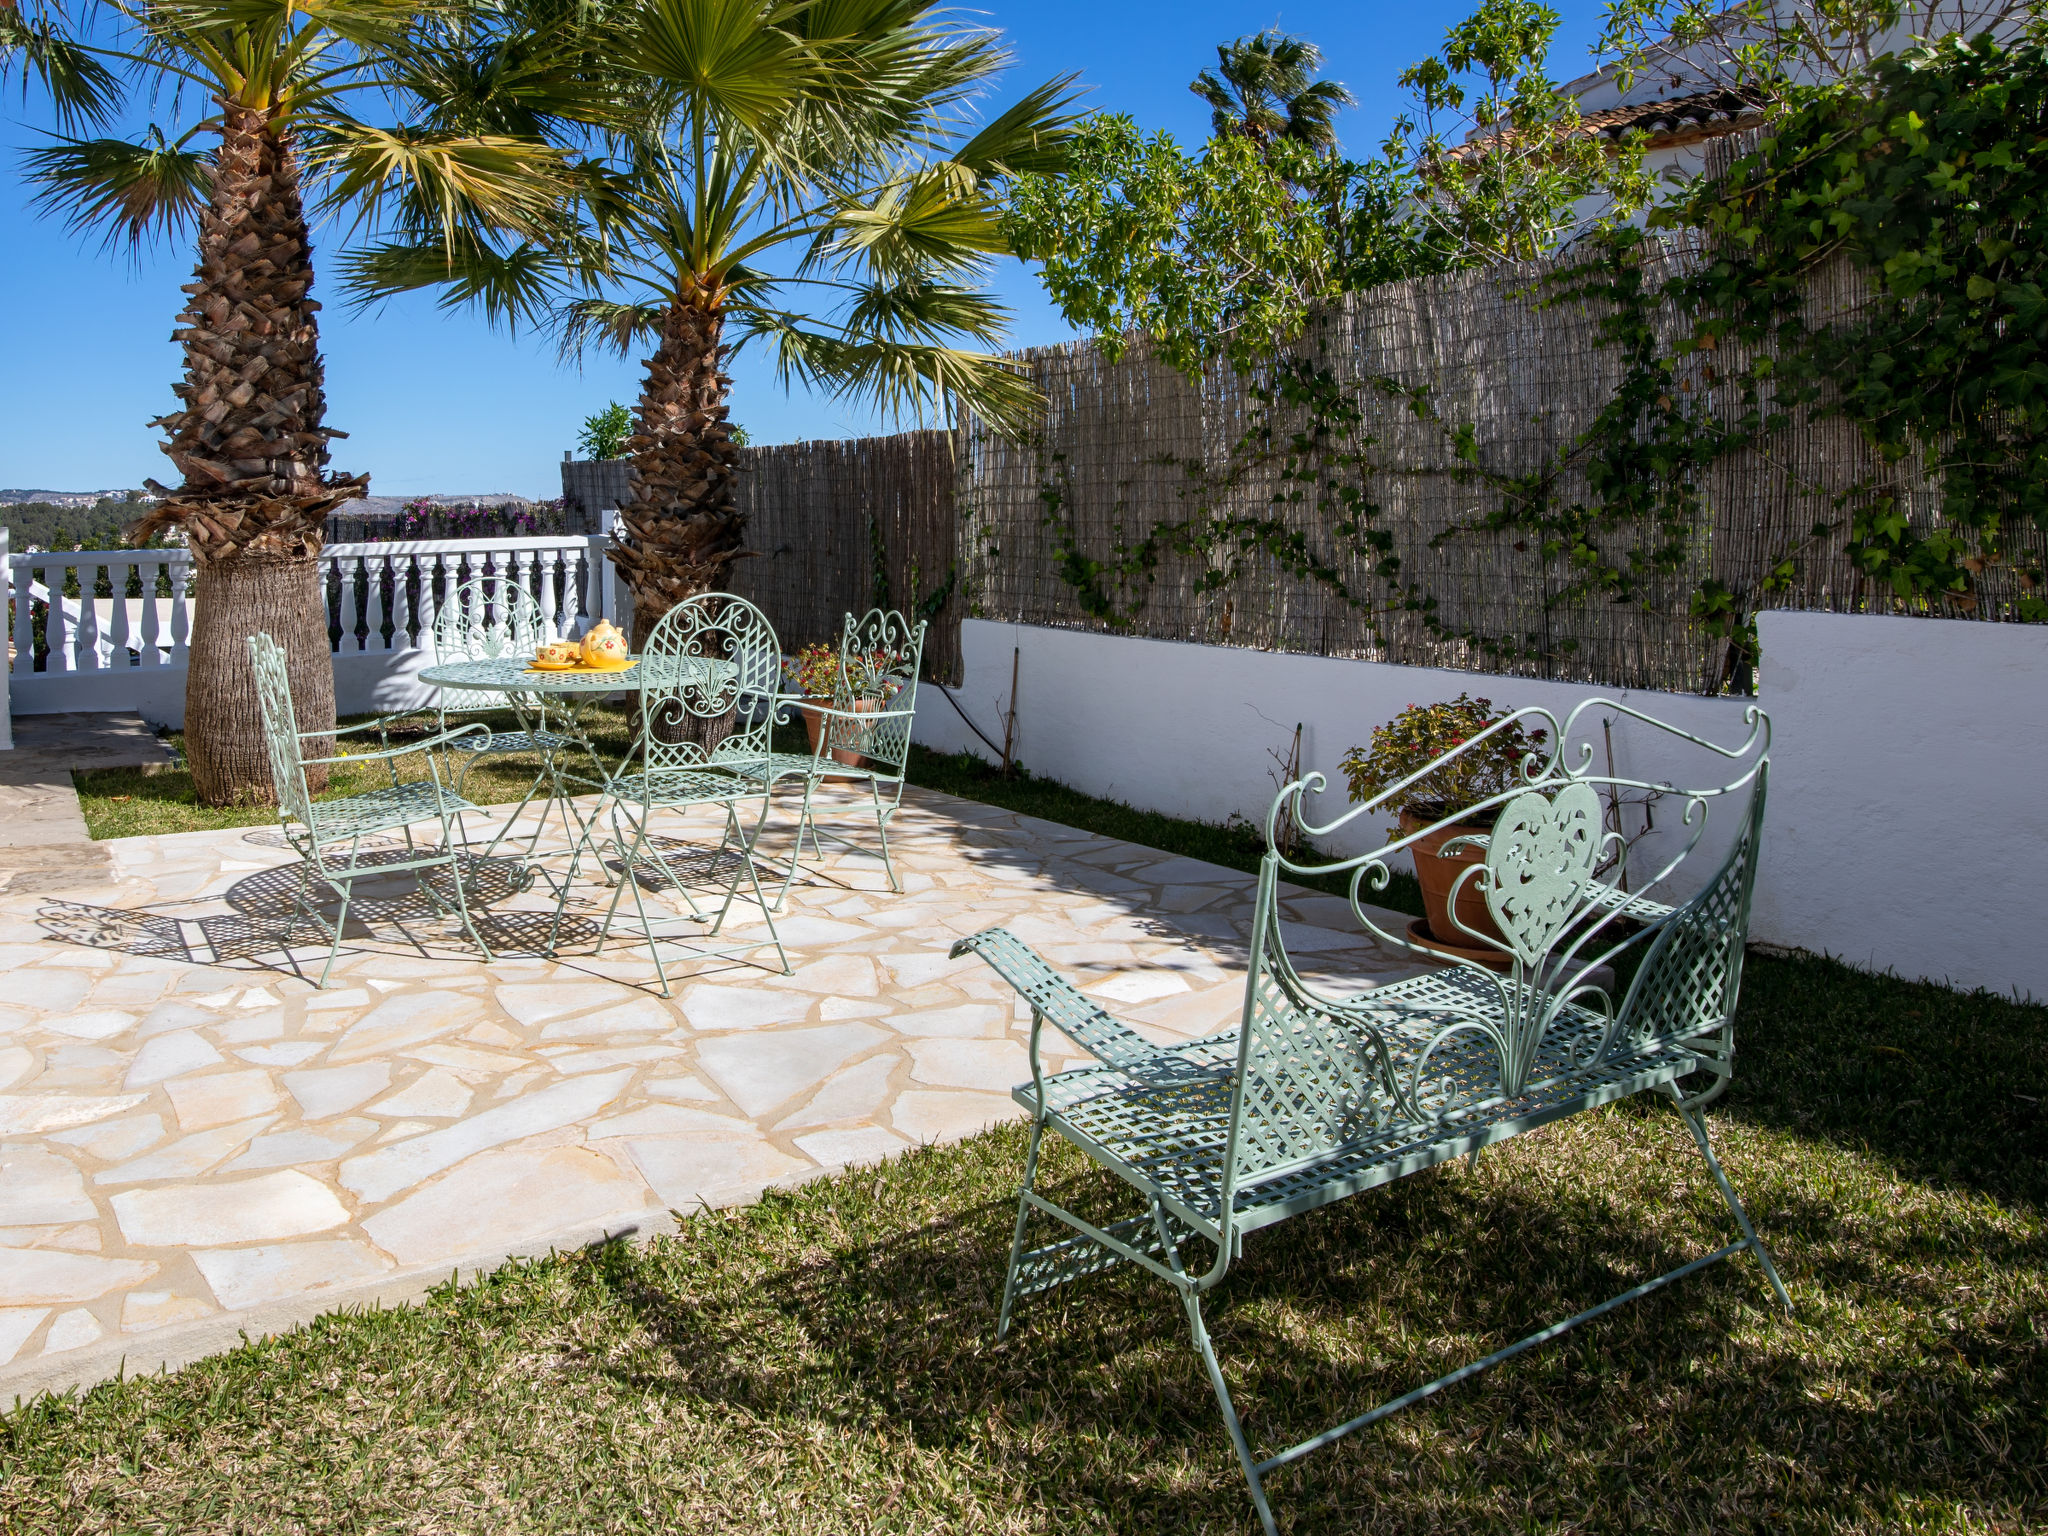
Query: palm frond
[
  {"left": 738, "top": 308, "right": 1040, "bottom": 434},
  {"left": 336, "top": 233, "right": 568, "bottom": 332},
  {"left": 0, "top": 4, "right": 124, "bottom": 131},
  {"left": 23, "top": 128, "right": 212, "bottom": 252},
  {"left": 818, "top": 167, "right": 1004, "bottom": 281},
  {"left": 311, "top": 124, "right": 575, "bottom": 243},
  {"left": 949, "top": 74, "right": 1083, "bottom": 182},
  {"left": 553, "top": 295, "right": 668, "bottom": 361},
  {"left": 840, "top": 278, "right": 1007, "bottom": 347}
]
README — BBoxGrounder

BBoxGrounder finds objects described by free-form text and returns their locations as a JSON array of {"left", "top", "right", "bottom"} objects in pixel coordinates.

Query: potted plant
[
  {"left": 782, "top": 644, "right": 890, "bottom": 769},
  {"left": 1340, "top": 694, "right": 1547, "bottom": 956}
]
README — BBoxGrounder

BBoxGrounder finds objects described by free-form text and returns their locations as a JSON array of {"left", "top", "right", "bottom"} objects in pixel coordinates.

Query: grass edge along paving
[{"left": 25, "top": 734, "right": 2047, "bottom": 1533}]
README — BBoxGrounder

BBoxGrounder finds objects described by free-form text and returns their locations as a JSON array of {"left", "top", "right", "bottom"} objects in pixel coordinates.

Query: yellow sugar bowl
[{"left": 579, "top": 619, "right": 631, "bottom": 669}]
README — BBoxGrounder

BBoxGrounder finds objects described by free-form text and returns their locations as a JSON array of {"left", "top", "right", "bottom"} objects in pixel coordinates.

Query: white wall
[
  {"left": 916, "top": 614, "right": 2047, "bottom": 1001},
  {"left": 1750, "top": 610, "right": 2048, "bottom": 1002}
]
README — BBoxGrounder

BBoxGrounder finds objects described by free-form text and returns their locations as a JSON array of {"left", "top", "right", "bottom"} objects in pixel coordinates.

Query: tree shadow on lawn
[{"left": 582, "top": 1104, "right": 2046, "bottom": 1534}]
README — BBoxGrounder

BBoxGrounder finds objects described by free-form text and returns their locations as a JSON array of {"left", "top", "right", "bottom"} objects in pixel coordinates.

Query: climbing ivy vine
[{"left": 1029, "top": 28, "right": 2048, "bottom": 695}]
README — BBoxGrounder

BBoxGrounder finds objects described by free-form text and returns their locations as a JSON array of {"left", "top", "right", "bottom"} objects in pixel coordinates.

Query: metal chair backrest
[
  {"left": 1228, "top": 700, "right": 1773, "bottom": 1193},
  {"left": 430, "top": 577, "right": 548, "bottom": 713},
  {"left": 829, "top": 608, "right": 926, "bottom": 773},
  {"left": 247, "top": 632, "right": 316, "bottom": 832},
  {"left": 638, "top": 594, "right": 781, "bottom": 771}
]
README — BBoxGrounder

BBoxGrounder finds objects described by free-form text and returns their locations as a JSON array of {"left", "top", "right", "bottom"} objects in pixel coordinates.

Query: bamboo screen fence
[
  {"left": 720, "top": 202, "right": 2041, "bottom": 696},
  {"left": 726, "top": 429, "right": 962, "bottom": 682},
  {"left": 956, "top": 235, "right": 2044, "bottom": 695}
]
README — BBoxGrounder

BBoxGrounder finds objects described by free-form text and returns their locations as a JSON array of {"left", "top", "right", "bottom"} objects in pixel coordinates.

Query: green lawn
[{"left": 20, "top": 729, "right": 2044, "bottom": 1533}]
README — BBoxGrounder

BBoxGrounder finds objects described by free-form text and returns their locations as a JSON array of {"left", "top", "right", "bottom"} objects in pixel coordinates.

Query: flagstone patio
[{"left": 0, "top": 782, "right": 1433, "bottom": 1403}]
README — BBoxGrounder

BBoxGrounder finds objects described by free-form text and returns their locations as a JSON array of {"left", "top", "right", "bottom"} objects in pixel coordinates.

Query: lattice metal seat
[{"left": 953, "top": 699, "right": 1789, "bottom": 1536}]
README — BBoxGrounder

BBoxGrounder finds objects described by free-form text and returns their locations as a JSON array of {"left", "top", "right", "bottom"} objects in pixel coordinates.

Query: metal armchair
[
  {"left": 593, "top": 594, "right": 789, "bottom": 994},
  {"left": 740, "top": 608, "right": 926, "bottom": 906},
  {"left": 248, "top": 632, "right": 496, "bottom": 988}
]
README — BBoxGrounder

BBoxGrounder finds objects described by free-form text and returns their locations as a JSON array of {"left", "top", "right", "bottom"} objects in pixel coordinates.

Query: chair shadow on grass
[{"left": 571, "top": 1117, "right": 2043, "bottom": 1532}]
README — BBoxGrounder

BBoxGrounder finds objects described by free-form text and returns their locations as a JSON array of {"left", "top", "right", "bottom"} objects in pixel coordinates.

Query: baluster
[
  {"left": 426, "top": 552, "right": 449, "bottom": 652},
  {"left": 367, "top": 551, "right": 389, "bottom": 651},
  {"left": 538, "top": 548, "right": 561, "bottom": 639},
  {"left": 11, "top": 560, "right": 32, "bottom": 676},
  {"left": 138, "top": 557, "right": 162, "bottom": 667},
  {"left": 38, "top": 565, "right": 66, "bottom": 673},
  {"left": 508, "top": 547, "right": 530, "bottom": 642},
  {"left": 108, "top": 560, "right": 134, "bottom": 668},
  {"left": 169, "top": 556, "right": 192, "bottom": 665},
  {"left": 406, "top": 549, "right": 429, "bottom": 650},
  {"left": 73, "top": 563, "right": 100, "bottom": 672}
]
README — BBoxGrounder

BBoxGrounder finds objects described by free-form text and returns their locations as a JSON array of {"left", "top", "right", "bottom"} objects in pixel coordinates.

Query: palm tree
[
  {"left": 1191, "top": 30, "right": 1355, "bottom": 153},
  {"left": 349, "top": 0, "right": 1075, "bottom": 641},
  {"left": 19, "top": 0, "right": 573, "bottom": 804}
]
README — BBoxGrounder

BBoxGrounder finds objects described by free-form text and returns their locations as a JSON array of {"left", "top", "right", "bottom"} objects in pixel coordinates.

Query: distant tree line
[{"left": 0, "top": 495, "right": 178, "bottom": 552}]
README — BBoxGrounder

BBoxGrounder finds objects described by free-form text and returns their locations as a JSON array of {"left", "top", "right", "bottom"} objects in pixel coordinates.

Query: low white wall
[
  {"left": 9, "top": 649, "right": 443, "bottom": 730},
  {"left": 915, "top": 614, "right": 2047, "bottom": 1001},
  {"left": 1750, "top": 610, "right": 2048, "bottom": 1003}
]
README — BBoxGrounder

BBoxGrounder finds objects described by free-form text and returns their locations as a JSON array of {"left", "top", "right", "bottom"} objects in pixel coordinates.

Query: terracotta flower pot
[
  {"left": 1401, "top": 808, "right": 1504, "bottom": 949},
  {"left": 799, "top": 696, "right": 879, "bottom": 773}
]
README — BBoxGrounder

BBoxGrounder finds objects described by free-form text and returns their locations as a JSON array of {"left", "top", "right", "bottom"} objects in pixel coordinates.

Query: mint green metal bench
[{"left": 953, "top": 701, "right": 1787, "bottom": 1535}]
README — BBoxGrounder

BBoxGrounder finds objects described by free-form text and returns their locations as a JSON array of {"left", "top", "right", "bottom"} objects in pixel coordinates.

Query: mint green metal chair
[
  {"left": 954, "top": 700, "right": 1787, "bottom": 1536},
  {"left": 420, "top": 576, "right": 572, "bottom": 856},
  {"left": 739, "top": 608, "right": 925, "bottom": 906},
  {"left": 594, "top": 594, "right": 789, "bottom": 995},
  {"left": 248, "top": 632, "right": 495, "bottom": 988}
]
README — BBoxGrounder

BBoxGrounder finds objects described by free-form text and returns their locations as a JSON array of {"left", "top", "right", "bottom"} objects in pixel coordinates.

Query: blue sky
[{"left": 0, "top": 0, "right": 1613, "bottom": 498}]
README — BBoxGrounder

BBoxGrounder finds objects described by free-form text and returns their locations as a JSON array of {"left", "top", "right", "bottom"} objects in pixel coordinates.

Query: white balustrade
[{"left": 6, "top": 534, "right": 609, "bottom": 696}]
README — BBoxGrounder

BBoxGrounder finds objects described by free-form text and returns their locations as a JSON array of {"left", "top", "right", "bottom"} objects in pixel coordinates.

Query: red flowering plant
[
  {"left": 1339, "top": 693, "right": 1547, "bottom": 827},
  {"left": 782, "top": 644, "right": 899, "bottom": 701}
]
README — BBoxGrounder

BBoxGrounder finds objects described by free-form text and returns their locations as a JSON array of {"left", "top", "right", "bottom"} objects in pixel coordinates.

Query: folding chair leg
[
  {"left": 316, "top": 883, "right": 354, "bottom": 990},
  {"left": 602, "top": 808, "right": 672, "bottom": 998},
  {"left": 714, "top": 804, "right": 790, "bottom": 974},
  {"left": 441, "top": 843, "right": 495, "bottom": 964},
  {"left": 1679, "top": 1106, "right": 1793, "bottom": 1316},
  {"left": 1183, "top": 1288, "right": 1280, "bottom": 1536},
  {"left": 997, "top": 1118, "right": 1047, "bottom": 1342},
  {"left": 869, "top": 782, "right": 900, "bottom": 894},
  {"left": 772, "top": 774, "right": 822, "bottom": 910}
]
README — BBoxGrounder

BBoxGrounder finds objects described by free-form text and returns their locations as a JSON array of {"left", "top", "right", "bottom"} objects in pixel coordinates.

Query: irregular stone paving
[
  {"left": 0, "top": 782, "right": 1431, "bottom": 1402},
  {"left": 0, "top": 713, "right": 178, "bottom": 894}
]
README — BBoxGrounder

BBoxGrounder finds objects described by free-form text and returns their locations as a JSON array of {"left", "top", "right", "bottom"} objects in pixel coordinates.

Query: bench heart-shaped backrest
[{"left": 1484, "top": 781, "right": 1603, "bottom": 964}]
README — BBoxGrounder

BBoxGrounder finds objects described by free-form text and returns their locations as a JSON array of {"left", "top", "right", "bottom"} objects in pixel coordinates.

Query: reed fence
[{"left": 728, "top": 429, "right": 962, "bottom": 682}]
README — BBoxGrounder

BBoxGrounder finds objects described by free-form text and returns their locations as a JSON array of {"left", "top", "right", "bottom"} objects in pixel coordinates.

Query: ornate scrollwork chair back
[
  {"left": 638, "top": 595, "right": 781, "bottom": 774},
  {"left": 826, "top": 608, "right": 926, "bottom": 772}
]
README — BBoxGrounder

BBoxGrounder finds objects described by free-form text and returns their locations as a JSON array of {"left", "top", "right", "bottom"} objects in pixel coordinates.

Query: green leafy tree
[
  {"left": 579, "top": 403, "right": 632, "bottom": 460},
  {"left": 1004, "top": 118, "right": 1391, "bottom": 374},
  {"left": 15, "top": 0, "right": 576, "bottom": 803},
  {"left": 1389, "top": 0, "right": 1654, "bottom": 263},
  {"left": 351, "top": 0, "right": 1076, "bottom": 636},
  {"left": 1191, "top": 29, "right": 1355, "bottom": 152},
  {"left": 1597, "top": 0, "right": 2031, "bottom": 104}
]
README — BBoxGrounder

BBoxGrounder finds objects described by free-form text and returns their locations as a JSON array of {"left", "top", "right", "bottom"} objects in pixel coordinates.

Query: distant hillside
[
  {"left": 0, "top": 489, "right": 142, "bottom": 508},
  {"left": 0, "top": 497, "right": 163, "bottom": 551}
]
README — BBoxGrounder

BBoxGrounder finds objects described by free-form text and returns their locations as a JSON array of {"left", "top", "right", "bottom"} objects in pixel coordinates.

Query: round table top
[{"left": 418, "top": 656, "right": 655, "bottom": 694}]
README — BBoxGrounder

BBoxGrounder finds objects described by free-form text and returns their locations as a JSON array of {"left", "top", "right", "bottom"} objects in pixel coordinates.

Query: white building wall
[{"left": 914, "top": 612, "right": 2048, "bottom": 1001}]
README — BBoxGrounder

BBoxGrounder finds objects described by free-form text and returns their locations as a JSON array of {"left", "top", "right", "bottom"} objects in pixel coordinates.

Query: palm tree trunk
[
  {"left": 131, "top": 104, "right": 365, "bottom": 805},
  {"left": 612, "top": 294, "right": 747, "bottom": 649}
]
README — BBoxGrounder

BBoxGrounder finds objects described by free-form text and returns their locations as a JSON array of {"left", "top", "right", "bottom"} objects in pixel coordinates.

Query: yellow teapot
[{"left": 580, "top": 619, "right": 630, "bottom": 668}]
